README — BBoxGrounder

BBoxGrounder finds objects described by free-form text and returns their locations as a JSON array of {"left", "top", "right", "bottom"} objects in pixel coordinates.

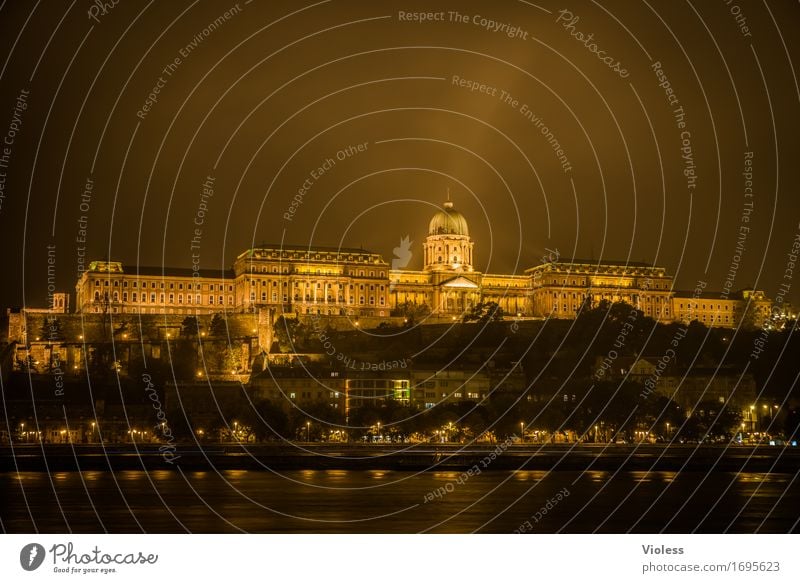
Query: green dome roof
[{"left": 429, "top": 201, "right": 469, "bottom": 236}]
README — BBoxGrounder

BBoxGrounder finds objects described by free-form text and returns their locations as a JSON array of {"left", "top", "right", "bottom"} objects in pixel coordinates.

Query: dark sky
[{"left": 1, "top": 0, "right": 798, "bottom": 308}]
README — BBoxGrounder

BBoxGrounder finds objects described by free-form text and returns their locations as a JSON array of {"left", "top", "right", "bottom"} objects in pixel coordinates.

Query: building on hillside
[
  {"left": 672, "top": 288, "right": 773, "bottom": 329},
  {"left": 248, "top": 361, "right": 524, "bottom": 415},
  {"left": 595, "top": 355, "right": 758, "bottom": 422},
  {"left": 74, "top": 261, "right": 234, "bottom": 315},
  {"left": 389, "top": 198, "right": 529, "bottom": 316},
  {"left": 526, "top": 260, "right": 675, "bottom": 322},
  {"left": 67, "top": 196, "right": 786, "bottom": 328}
]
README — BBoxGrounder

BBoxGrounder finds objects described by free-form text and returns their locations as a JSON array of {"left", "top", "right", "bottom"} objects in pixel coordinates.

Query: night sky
[{"left": 0, "top": 0, "right": 798, "bottom": 308}]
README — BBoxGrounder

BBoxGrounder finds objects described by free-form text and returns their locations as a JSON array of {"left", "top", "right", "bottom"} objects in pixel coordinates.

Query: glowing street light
[{"left": 306, "top": 421, "right": 311, "bottom": 442}]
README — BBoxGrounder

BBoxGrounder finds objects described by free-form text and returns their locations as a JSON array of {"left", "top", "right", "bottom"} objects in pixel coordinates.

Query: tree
[
  {"left": 214, "top": 344, "right": 244, "bottom": 373},
  {"left": 113, "top": 320, "right": 130, "bottom": 339},
  {"left": 87, "top": 343, "right": 116, "bottom": 384},
  {"left": 92, "top": 291, "right": 112, "bottom": 340},
  {"left": 248, "top": 400, "right": 290, "bottom": 441},
  {"left": 167, "top": 339, "right": 197, "bottom": 381},
  {"left": 273, "top": 316, "right": 315, "bottom": 352},
  {"left": 39, "top": 317, "right": 64, "bottom": 342},
  {"left": 462, "top": 301, "right": 504, "bottom": 323},
  {"left": 209, "top": 313, "right": 227, "bottom": 337},
  {"left": 181, "top": 316, "right": 200, "bottom": 337},
  {"left": 391, "top": 301, "right": 432, "bottom": 321}
]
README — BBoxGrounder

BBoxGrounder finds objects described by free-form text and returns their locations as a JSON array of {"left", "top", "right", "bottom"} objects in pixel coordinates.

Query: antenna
[{"left": 444, "top": 187, "right": 453, "bottom": 209}]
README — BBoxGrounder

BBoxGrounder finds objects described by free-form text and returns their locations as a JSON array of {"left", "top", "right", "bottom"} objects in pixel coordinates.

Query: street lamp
[
  {"left": 520, "top": 422, "right": 525, "bottom": 442},
  {"left": 306, "top": 421, "right": 311, "bottom": 442}
]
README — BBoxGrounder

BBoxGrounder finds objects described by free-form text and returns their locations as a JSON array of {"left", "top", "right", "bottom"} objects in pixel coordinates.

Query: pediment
[{"left": 440, "top": 276, "right": 480, "bottom": 289}]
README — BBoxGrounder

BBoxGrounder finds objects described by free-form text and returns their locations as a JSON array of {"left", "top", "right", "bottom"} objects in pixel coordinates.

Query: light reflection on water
[{"left": 1, "top": 470, "right": 797, "bottom": 533}]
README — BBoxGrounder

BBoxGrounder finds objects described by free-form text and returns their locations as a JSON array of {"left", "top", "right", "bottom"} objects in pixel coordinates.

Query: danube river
[{"left": 2, "top": 468, "right": 798, "bottom": 533}]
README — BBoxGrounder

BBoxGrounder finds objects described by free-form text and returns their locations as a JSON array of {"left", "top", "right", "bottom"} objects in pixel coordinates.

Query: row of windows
[
  {"left": 93, "top": 279, "right": 231, "bottom": 292},
  {"left": 248, "top": 280, "right": 386, "bottom": 292},
  {"left": 678, "top": 303, "right": 733, "bottom": 311},
  {"left": 93, "top": 307, "right": 219, "bottom": 314},
  {"left": 95, "top": 291, "right": 234, "bottom": 306},
  {"left": 249, "top": 292, "right": 384, "bottom": 306},
  {"left": 540, "top": 277, "right": 668, "bottom": 289},
  {"left": 247, "top": 265, "right": 386, "bottom": 277},
  {"left": 248, "top": 252, "right": 381, "bottom": 263}
]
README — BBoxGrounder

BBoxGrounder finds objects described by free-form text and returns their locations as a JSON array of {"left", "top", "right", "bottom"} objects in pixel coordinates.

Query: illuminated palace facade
[{"left": 74, "top": 199, "right": 782, "bottom": 328}]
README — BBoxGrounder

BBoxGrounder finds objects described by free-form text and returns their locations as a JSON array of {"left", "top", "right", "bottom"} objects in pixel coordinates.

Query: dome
[{"left": 428, "top": 200, "right": 469, "bottom": 236}]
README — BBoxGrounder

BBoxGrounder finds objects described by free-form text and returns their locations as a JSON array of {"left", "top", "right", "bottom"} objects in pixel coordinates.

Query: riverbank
[{"left": 2, "top": 443, "right": 798, "bottom": 472}]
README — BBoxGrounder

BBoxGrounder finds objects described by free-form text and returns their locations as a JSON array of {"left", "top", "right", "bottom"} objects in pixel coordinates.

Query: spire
[{"left": 444, "top": 187, "right": 453, "bottom": 209}]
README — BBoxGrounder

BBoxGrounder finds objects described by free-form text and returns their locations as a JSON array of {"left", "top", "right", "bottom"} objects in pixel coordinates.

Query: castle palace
[{"left": 74, "top": 198, "right": 781, "bottom": 329}]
